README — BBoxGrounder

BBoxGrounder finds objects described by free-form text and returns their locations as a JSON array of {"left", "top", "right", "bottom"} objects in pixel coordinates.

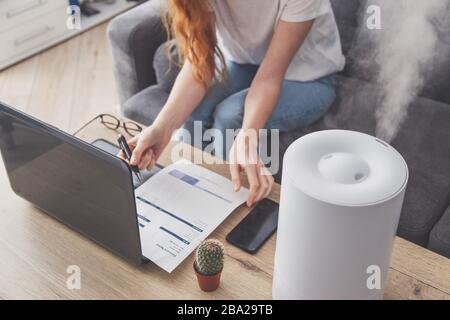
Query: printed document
[{"left": 135, "top": 160, "right": 248, "bottom": 272}]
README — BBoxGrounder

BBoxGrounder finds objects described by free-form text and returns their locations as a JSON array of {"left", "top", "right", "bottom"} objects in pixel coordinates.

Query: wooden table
[{"left": 0, "top": 116, "right": 449, "bottom": 300}]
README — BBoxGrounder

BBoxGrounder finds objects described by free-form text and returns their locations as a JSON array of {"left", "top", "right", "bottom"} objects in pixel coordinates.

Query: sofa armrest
[{"left": 107, "top": 0, "right": 167, "bottom": 105}]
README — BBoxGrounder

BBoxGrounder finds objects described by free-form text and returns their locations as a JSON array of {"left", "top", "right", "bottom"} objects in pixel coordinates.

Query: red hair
[{"left": 164, "top": 0, "right": 225, "bottom": 87}]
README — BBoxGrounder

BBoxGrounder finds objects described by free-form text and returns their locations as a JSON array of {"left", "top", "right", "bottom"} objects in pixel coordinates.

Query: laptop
[{"left": 0, "top": 102, "right": 160, "bottom": 265}]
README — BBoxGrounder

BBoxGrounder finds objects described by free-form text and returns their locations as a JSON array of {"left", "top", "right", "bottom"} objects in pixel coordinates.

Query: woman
[{"left": 125, "top": 0, "right": 345, "bottom": 207}]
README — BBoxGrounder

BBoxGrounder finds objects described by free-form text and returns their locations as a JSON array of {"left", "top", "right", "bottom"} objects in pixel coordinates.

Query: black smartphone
[{"left": 226, "top": 198, "right": 279, "bottom": 254}]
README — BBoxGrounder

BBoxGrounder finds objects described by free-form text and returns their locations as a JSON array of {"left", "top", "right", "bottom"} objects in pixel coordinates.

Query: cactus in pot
[{"left": 194, "top": 239, "right": 224, "bottom": 291}]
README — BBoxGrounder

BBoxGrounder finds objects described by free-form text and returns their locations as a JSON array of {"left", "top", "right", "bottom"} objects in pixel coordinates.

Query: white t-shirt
[{"left": 209, "top": 0, "right": 346, "bottom": 81}]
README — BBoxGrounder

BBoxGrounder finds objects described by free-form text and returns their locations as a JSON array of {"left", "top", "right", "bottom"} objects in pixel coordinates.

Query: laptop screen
[{"left": 0, "top": 103, "right": 142, "bottom": 264}]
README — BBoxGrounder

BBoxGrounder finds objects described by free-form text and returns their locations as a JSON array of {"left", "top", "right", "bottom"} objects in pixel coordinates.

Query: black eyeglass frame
[{"left": 73, "top": 114, "right": 143, "bottom": 137}]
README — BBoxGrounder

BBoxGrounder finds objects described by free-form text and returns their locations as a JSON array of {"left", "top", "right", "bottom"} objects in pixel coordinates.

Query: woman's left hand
[{"left": 229, "top": 129, "right": 274, "bottom": 207}]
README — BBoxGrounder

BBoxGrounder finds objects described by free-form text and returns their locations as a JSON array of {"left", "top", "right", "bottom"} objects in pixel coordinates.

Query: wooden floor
[{"left": 0, "top": 22, "right": 118, "bottom": 134}]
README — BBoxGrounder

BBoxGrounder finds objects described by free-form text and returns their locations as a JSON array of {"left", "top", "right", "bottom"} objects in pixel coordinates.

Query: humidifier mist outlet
[
  {"left": 272, "top": 130, "right": 408, "bottom": 300},
  {"left": 318, "top": 152, "right": 370, "bottom": 184}
]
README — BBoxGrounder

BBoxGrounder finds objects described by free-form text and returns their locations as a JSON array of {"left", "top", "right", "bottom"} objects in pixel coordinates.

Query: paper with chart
[{"left": 135, "top": 160, "right": 248, "bottom": 273}]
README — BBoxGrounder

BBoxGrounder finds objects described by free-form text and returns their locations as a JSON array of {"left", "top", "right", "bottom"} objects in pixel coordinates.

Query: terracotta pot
[{"left": 194, "top": 263, "right": 222, "bottom": 292}]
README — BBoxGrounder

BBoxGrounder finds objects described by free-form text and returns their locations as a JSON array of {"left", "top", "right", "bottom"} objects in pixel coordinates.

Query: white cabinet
[
  {"left": 0, "top": 0, "right": 140, "bottom": 70},
  {"left": 0, "top": 0, "right": 65, "bottom": 32},
  {"left": 0, "top": 6, "right": 69, "bottom": 65}
]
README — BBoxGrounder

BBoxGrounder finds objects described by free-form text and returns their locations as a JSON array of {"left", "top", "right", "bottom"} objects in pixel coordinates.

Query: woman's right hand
[{"left": 118, "top": 123, "right": 172, "bottom": 171}]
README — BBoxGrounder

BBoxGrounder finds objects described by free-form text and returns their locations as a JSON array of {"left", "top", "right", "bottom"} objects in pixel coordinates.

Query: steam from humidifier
[{"left": 369, "top": 0, "right": 447, "bottom": 142}]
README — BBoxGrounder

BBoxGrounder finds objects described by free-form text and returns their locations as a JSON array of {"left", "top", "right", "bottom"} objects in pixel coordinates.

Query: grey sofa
[{"left": 107, "top": 0, "right": 450, "bottom": 258}]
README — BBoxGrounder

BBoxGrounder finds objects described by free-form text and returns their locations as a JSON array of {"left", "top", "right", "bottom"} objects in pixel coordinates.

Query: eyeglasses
[{"left": 73, "top": 114, "right": 143, "bottom": 137}]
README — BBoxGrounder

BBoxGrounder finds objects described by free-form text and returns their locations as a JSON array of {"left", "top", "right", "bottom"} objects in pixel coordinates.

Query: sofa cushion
[
  {"left": 398, "top": 168, "right": 450, "bottom": 246},
  {"left": 428, "top": 206, "right": 450, "bottom": 258},
  {"left": 329, "top": 0, "right": 362, "bottom": 56},
  {"left": 153, "top": 40, "right": 181, "bottom": 93},
  {"left": 122, "top": 84, "right": 168, "bottom": 126},
  {"left": 421, "top": 8, "right": 450, "bottom": 105},
  {"left": 393, "top": 96, "right": 450, "bottom": 246},
  {"left": 107, "top": 0, "right": 167, "bottom": 104}
]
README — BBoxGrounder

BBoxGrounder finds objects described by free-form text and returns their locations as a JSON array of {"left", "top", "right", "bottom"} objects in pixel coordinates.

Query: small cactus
[{"left": 195, "top": 239, "right": 224, "bottom": 276}]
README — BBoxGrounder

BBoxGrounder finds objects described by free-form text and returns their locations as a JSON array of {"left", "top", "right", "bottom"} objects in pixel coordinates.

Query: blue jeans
[{"left": 182, "top": 60, "right": 336, "bottom": 159}]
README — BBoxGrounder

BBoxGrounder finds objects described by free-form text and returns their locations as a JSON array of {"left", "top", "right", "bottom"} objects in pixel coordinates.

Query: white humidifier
[{"left": 272, "top": 130, "right": 408, "bottom": 300}]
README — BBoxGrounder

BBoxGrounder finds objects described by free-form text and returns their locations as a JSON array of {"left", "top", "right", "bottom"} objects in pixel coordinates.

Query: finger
[
  {"left": 255, "top": 162, "right": 271, "bottom": 202},
  {"left": 126, "top": 136, "right": 139, "bottom": 150},
  {"left": 259, "top": 164, "right": 274, "bottom": 198},
  {"left": 139, "top": 155, "right": 151, "bottom": 171},
  {"left": 230, "top": 163, "right": 241, "bottom": 192},
  {"left": 154, "top": 146, "right": 165, "bottom": 164},
  {"left": 264, "top": 174, "right": 274, "bottom": 198},
  {"left": 147, "top": 150, "right": 156, "bottom": 171},
  {"left": 246, "top": 164, "right": 260, "bottom": 207},
  {"left": 148, "top": 159, "right": 156, "bottom": 171},
  {"left": 255, "top": 173, "right": 269, "bottom": 203},
  {"left": 139, "top": 151, "right": 153, "bottom": 170},
  {"left": 151, "top": 155, "right": 157, "bottom": 170},
  {"left": 130, "top": 140, "right": 146, "bottom": 165},
  {"left": 254, "top": 161, "right": 267, "bottom": 202}
]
